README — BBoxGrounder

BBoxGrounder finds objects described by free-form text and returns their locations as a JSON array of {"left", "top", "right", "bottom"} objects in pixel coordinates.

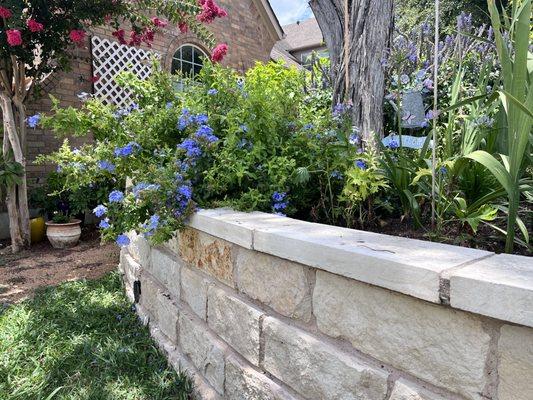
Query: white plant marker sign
[{"left": 382, "top": 134, "right": 433, "bottom": 149}]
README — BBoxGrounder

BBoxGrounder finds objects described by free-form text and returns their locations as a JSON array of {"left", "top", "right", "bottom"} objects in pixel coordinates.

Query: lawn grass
[{"left": 0, "top": 272, "right": 193, "bottom": 400}]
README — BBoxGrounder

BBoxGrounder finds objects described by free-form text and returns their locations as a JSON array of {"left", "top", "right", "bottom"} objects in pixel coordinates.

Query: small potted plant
[{"left": 45, "top": 210, "right": 82, "bottom": 249}]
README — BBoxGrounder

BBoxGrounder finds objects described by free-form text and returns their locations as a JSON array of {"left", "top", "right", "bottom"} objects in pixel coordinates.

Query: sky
[{"left": 269, "top": 0, "right": 314, "bottom": 26}]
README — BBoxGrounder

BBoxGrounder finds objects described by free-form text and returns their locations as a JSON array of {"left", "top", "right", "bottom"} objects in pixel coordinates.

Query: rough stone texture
[
  {"left": 151, "top": 325, "right": 223, "bottom": 400},
  {"left": 253, "top": 218, "right": 491, "bottom": 303},
  {"left": 225, "top": 356, "right": 301, "bottom": 400},
  {"left": 128, "top": 231, "right": 151, "bottom": 268},
  {"left": 157, "top": 291, "right": 180, "bottom": 342},
  {"left": 450, "top": 254, "right": 533, "bottom": 328},
  {"left": 178, "top": 313, "right": 227, "bottom": 394},
  {"left": 207, "top": 286, "right": 263, "bottom": 366},
  {"left": 181, "top": 266, "right": 211, "bottom": 320},
  {"left": 235, "top": 248, "right": 313, "bottom": 322},
  {"left": 389, "top": 379, "right": 449, "bottom": 400},
  {"left": 120, "top": 251, "right": 142, "bottom": 303},
  {"left": 263, "top": 317, "right": 389, "bottom": 400},
  {"left": 150, "top": 248, "right": 181, "bottom": 300},
  {"left": 497, "top": 325, "right": 533, "bottom": 400},
  {"left": 140, "top": 276, "right": 179, "bottom": 341},
  {"left": 313, "top": 271, "right": 491, "bottom": 400},
  {"left": 179, "top": 229, "right": 236, "bottom": 287}
]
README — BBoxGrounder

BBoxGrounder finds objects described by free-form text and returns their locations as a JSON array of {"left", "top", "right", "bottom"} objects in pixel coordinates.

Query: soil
[{"left": 0, "top": 228, "right": 120, "bottom": 305}]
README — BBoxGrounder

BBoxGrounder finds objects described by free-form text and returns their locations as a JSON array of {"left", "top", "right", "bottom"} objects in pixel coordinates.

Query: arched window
[{"left": 171, "top": 44, "right": 207, "bottom": 77}]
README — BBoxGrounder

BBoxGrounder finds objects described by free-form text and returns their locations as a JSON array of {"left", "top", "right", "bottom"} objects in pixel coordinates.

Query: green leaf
[{"left": 464, "top": 151, "right": 513, "bottom": 195}]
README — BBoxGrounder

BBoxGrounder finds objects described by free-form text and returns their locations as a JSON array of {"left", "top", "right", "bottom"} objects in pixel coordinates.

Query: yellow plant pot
[{"left": 30, "top": 217, "right": 46, "bottom": 244}]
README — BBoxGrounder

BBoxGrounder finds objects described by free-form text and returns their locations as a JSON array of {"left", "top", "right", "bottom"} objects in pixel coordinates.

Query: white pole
[{"left": 431, "top": 0, "right": 439, "bottom": 229}]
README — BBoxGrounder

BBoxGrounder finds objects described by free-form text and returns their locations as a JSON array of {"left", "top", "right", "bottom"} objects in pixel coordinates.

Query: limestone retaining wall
[{"left": 119, "top": 209, "right": 533, "bottom": 400}]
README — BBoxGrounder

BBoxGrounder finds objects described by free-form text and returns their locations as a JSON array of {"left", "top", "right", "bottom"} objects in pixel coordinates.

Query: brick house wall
[{"left": 21, "top": 0, "right": 280, "bottom": 189}]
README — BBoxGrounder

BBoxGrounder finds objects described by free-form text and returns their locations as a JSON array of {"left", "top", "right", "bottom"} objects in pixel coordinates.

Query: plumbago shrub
[{"left": 40, "top": 61, "right": 389, "bottom": 246}]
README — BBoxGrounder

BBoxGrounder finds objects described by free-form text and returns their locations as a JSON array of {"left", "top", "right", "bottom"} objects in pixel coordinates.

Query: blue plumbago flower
[
  {"left": 400, "top": 74, "right": 410, "bottom": 85},
  {"left": 93, "top": 205, "right": 107, "bottom": 217},
  {"left": 415, "top": 70, "right": 426, "bottom": 81},
  {"left": 166, "top": 102, "right": 173, "bottom": 109},
  {"left": 331, "top": 171, "right": 343, "bottom": 180},
  {"left": 473, "top": 115, "right": 495, "bottom": 128},
  {"left": 129, "top": 103, "right": 139, "bottom": 112},
  {"left": 356, "top": 160, "right": 367, "bottom": 170},
  {"left": 387, "top": 139, "right": 400, "bottom": 149},
  {"left": 27, "top": 114, "right": 41, "bottom": 128},
  {"left": 195, "top": 125, "right": 219, "bottom": 143},
  {"left": 97, "top": 160, "right": 116, "bottom": 172},
  {"left": 70, "top": 162, "right": 86, "bottom": 170},
  {"left": 240, "top": 124, "right": 249, "bottom": 133},
  {"left": 56, "top": 165, "right": 63, "bottom": 173},
  {"left": 272, "top": 191, "right": 287, "bottom": 202},
  {"left": 109, "top": 190, "right": 124, "bottom": 203},
  {"left": 132, "top": 183, "right": 160, "bottom": 198},
  {"left": 440, "top": 166, "right": 448, "bottom": 175},
  {"left": 349, "top": 133, "right": 360, "bottom": 146},
  {"left": 273, "top": 202, "right": 288, "bottom": 211},
  {"left": 99, "top": 218, "right": 110, "bottom": 229},
  {"left": 303, "top": 123, "right": 314, "bottom": 130},
  {"left": 178, "top": 116, "right": 190, "bottom": 131},
  {"left": 177, "top": 184, "right": 193, "bottom": 200},
  {"left": 194, "top": 114, "right": 209, "bottom": 125},
  {"left": 238, "top": 138, "right": 253, "bottom": 149},
  {"left": 114, "top": 142, "right": 141, "bottom": 157},
  {"left": 421, "top": 21, "right": 431, "bottom": 35},
  {"left": 116, "top": 234, "right": 130, "bottom": 247},
  {"left": 72, "top": 148, "right": 81, "bottom": 155},
  {"left": 147, "top": 215, "right": 160, "bottom": 230},
  {"left": 179, "top": 138, "right": 202, "bottom": 158},
  {"left": 237, "top": 78, "right": 245, "bottom": 90},
  {"left": 208, "top": 89, "right": 218, "bottom": 95}
]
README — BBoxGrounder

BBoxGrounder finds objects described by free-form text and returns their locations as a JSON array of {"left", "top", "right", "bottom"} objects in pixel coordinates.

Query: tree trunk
[
  {"left": 1, "top": 92, "right": 31, "bottom": 252},
  {"left": 310, "top": 0, "right": 394, "bottom": 145}
]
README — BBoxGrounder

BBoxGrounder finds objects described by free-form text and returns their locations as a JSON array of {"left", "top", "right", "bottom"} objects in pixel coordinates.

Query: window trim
[{"left": 171, "top": 43, "right": 208, "bottom": 77}]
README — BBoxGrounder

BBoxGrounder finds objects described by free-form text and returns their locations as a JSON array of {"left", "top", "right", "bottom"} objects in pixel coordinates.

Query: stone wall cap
[
  {"left": 450, "top": 254, "right": 533, "bottom": 327},
  {"left": 189, "top": 209, "right": 493, "bottom": 303}
]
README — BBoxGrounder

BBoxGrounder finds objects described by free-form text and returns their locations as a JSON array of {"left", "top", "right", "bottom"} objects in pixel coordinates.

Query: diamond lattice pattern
[{"left": 91, "top": 36, "right": 162, "bottom": 107}]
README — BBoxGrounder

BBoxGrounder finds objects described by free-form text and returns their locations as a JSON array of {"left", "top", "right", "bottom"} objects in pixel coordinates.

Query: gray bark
[{"left": 310, "top": 0, "right": 394, "bottom": 145}]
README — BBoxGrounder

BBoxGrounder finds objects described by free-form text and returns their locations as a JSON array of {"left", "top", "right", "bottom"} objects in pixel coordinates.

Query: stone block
[
  {"left": 128, "top": 231, "right": 151, "bottom": 267},
  {"left": 497, "top": 325, "right": 533, "bottom": 400},
  {"left": 181, "top": 266, "right": 210, "bottom": 320},
  {"left": 179, "top": 229, "right": 235, "bottom": 287},
  {"left": 235, "top": 248, "right": 312, "bottom": 322},
  {"left": 150, "top": 247, "right": 181, "bottom": 300},
  {"left": 253, "top": 217, "right": 491, "bottom": 303},
  {"left": 313, "top": 270, "right": 491, "bottom": 400},
  {"left": 140, "top": 276, "right": 179, "bottom": 341},
  {"left": 450, "top": 254, "right": 533, "bottom": 328},
  {"left": 263, "top": 316, "right": 389, "bottom": 400},
  {"left": 207, "top": 286, "right": 263, "bottom": 366},
  {"left": 225, "top": 356, "right": 300, "bottom": 400},
  {"left": 178, "top": 313, "right": 227, "bottom": 394},
  {"left": 389, "top": 379, "right": 448, "bottom": 400}
]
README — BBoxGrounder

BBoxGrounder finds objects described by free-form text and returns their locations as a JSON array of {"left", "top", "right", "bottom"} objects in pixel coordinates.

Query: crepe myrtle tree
[
  {"left": 310, "top": 0, "right": 394, "bottom": 144},
  {"left": 0, "top": 0, "right": 228, "bottom": 253}
]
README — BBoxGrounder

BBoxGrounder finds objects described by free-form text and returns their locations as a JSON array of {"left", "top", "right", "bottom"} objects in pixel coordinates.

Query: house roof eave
[{"left": 253, "top": 0, "right": 285, "bottom": 41}]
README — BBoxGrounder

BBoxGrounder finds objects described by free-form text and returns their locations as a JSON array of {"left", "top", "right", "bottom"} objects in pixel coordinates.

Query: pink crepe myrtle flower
[
  {"left": 211, "top": 43, "right": 228, "bottom": 63},
  {"left": 112, "top": 29, "right": 127, "bottom": 45},
  {"left": 178, "top": 22, "right": 188, "bottom": 33},
  {"left": 0, "top": 7, "right": 12, "bottom": 19},
  {"left": 197, "top": 0, "right": 227, "bottom": 24},
  {"left": 151, "top": 17, "right": 168, "bottom": 28},
  {"left": 69, "top": 29, "right": 86, "bottom": 44},
  {"left": 6, "top": 30, "right": 22, "bottom": 46},
  {"left": 27, "top": 19, "right": 45, "bottom": 33}
]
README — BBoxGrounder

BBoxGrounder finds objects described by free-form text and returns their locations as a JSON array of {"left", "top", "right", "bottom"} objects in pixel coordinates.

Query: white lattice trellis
[{"left": 91, "top": 36, "right": 161, "bottom": 107}]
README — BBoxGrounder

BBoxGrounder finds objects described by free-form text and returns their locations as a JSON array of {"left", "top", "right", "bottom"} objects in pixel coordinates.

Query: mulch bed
[{"left": 0, "top": 229, "right": 119, "bottom": 305}]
